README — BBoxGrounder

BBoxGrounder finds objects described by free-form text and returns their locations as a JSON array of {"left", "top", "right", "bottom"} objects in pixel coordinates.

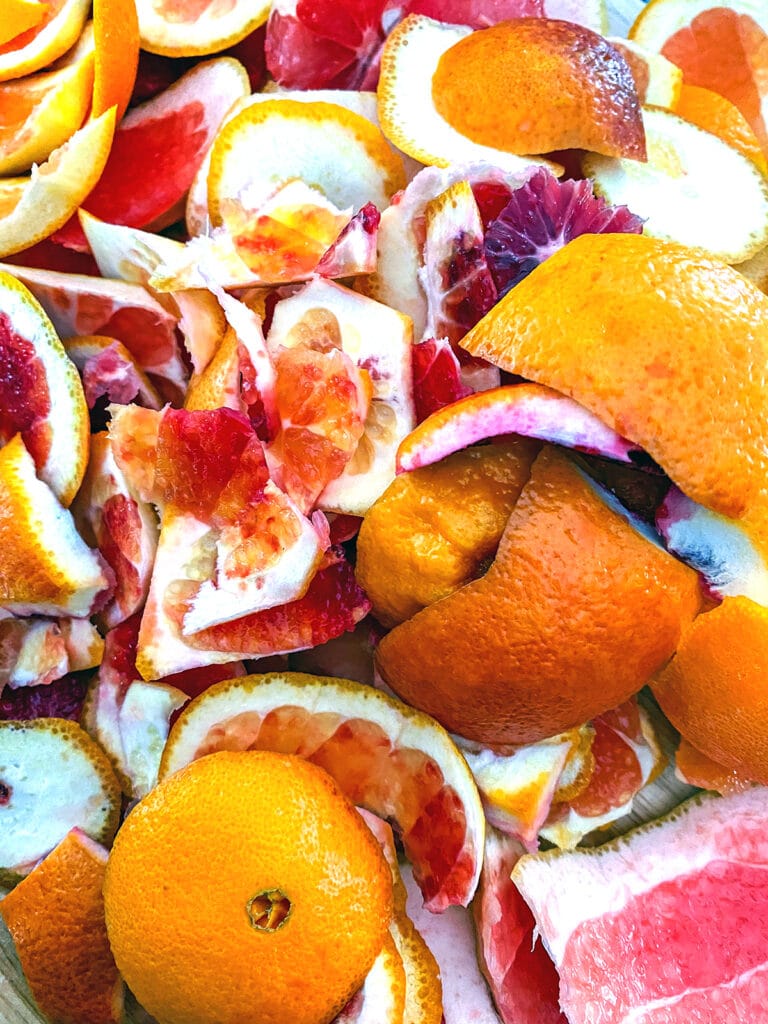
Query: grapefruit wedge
[
  {"left": 0, "top": 0, "right": 90, "bottom": 82},
  {"left": 159, "top": 671, "right": 486, "bottom": 912},
  {"left": 513, "top": 787, "right": 768, "bottom": 1024},
  {"left": 136, "top": 0, "right": 271, "bottom": 57},
  {"left": 0, "top": 106, "right": 116, "bottom": 259}
]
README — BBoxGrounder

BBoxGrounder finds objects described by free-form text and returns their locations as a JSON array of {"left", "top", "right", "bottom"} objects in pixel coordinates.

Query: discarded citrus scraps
[{"left": 1, "top": 1, "right": 768, "bottom": 1023}]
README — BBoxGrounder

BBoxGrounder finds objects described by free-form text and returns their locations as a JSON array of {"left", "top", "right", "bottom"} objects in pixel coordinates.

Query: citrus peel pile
[{"left": 1, "top": 1, "right": 768, "bottom": 1023}]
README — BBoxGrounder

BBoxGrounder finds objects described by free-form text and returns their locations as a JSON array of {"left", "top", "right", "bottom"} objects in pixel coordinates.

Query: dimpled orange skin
[
  {"left": 355, "top": 438, "right": 539, "bottom": 629},
  {"left": 0, "top": 830, "right": 123, "bottom": 1024},
  {"left": 376, "top": 446, "right": 702, "bottom": 748},
  {"left": 104, "top": 750, "right": 393, "bottom": 1024},
  {"left": 462, "top": 233, "right": 768, "bottom": 521},
  {"left": 431, "top": 19, "right": 647, "bottom": 160},
  {"left": 674, "top": 83, "right": 768, "bottom": 175},
  {"left": 652, "top": 596, "right": 768, "bottom": 785}
]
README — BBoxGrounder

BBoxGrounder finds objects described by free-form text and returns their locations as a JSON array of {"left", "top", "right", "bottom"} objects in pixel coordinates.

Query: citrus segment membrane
[
  {"left": 0, "top": 55, "right": 94, "bottom": 177},
  {"left": 0, "top": 269, "right": 88, "bottom": 505},
  {"left": 72, "top": 432, "right": 159, "bottom": 631},
  {"left": 513, "top": 788, "right": 768, "bottom": 1024},
  {"left": 267, "top": 278, "right": 415, "bottom": 516},
  {"left": 584, "top": 106, "right": 768, "bottom": 263},
  {"left": 136, "top": 0, "right": 271, "bottom": 57},
  {"left": 0, "top": 0, "right": 90, "bottom": 82},
  {"left": 52, "top": 57, "right": 250, "bottom": 252},
  {"left": 2, "top": 264, "right": 189, "bottom": 401},
  {"left": 461, "top": 232, "right": 768, "bottom": 520},
  {"left": 0, "top": 106, "right": 116, "bottom": 259},
  {"left": 64, "top": 335, "right": 162, "bottom": 411},
  {"left": 376, "top": 446, "right": 702, "bottom": 747},
  {"left": 397, "top": 384, "right": 646, "bottom": 475},
  {"left": 0, "top": 828, "right": 124, "bottom": 1024},
  {"left": 474, "top": 829, "right": 566, "bottom": 1024},
  {"left": 160, "top": 671, "right": 485, "bottom": 911},
  {"left": 377, "top": 15, "right": 563, "bottom": 172},
  {"left": 0, "top": 718, "right": 120, "bottom": 884},
  {"left": 0, "top": 435, "right": 110, "bottom": 618}
]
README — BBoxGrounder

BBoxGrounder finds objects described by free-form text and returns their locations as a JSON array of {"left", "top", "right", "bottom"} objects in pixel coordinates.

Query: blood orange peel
[
  {"left": 0, "top": 54, "right": 94, "bottom": 177},
  {"left": 377, "top": 16, "right": 565, "bottom": 172},
  {"left": 0, "top": 828, "right": 124, "bottom": 1024},
  {"left": 0, "top": 718, "right": 121, "bottom": 886},
  {"left": 105, "top": 750, "right": 393, "bottom": 1024},
  {"left": 0, "top": 0, "right": 90, "bottom": 82},
  {"left": 0, "top": 106, "right": 116, "bottom": 259},
  {"left": 159, "top": 671, "right": 485, "bottom": 912},
  {"left": 376, "top": 445, "right": 702, "bottom": 747},
  {"left": 0, "top": 269, "right": 88, "bottom": 506}
]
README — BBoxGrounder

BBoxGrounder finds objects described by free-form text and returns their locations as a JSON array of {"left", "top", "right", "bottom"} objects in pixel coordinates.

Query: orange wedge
[
  {"left": 0, "top": 435, "right": 109, "bottom": 617},
  {"left": 0, "top": 828, "right": 124, "bottom": 1024},
  {"left": 0, "top": 0, "right": 48, "bottom": 47},
  {"left": 93, "top": 0, "right": 140, "bottom": 121},
  {"left": 462, "top": 232, "right": 768, "bottom": 520},
  {"left": 0, "top": 106, "right": 116, "bottom": 259},
  {"left": 0, "top": 269, "right": 88, "bottom": 504},
  {"left": 674, "top": 82, "right": 768, "bottom": 175},
  {"left": 0, "top": 0, "right": 91, "bottom": 82},
  {"left": 0, "top": 51, "right": 94, "bottom": 177},
  {"left": 136, "top": 0, "right": 271, "bottom": 57}
]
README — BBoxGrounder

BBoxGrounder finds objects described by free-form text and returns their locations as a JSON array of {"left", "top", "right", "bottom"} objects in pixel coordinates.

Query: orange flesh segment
[
  {"left": 661, "top": 8, "right": 768, "bottom": 152},
  {"left": 431, "top": 19, "right": 646, "bottom": 159}
]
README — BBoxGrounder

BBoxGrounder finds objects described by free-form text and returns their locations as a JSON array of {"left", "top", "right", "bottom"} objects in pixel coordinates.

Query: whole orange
[{"left": 103, "top": 750, "right": 393, "bottom": 1024}]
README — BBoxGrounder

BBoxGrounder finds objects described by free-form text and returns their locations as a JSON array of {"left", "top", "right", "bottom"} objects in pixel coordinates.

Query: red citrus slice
[
  {"left": 1, "top": 264, "right": 189, "bottom": 401},
  {"left": 514, "top": 788, "right": 768, "bottom": 1024},
  {"left": 0, "top": 269, "right": 88, "bottom": 506},
  {"left": 397, "top": 383, "right": 646, "bottom": 475},
  {"left": 52, "top": 57, "right": 250, "bottom": 252},
  {"left": 474, "top": 828, "right": 566, "bottom": 1024},
  {"left": 159, "top": 671, "right": 486, "bottom": 912},
  {"left": 72, "top": 432, "right": 159, "bottom": 632}
]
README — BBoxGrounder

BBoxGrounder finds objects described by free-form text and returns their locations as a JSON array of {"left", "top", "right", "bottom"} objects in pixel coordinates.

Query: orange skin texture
[
  {"left": 0, "top": 829, "right": 124, "bottom": 1024},
  {"left": 675, "top": 736, "right": 755, "bottom": 796},
  {"left": 93, "top": 0, "right": 140, "bottom": 122},
  {"left": 462, "top": 233, "right": 768, "bottom": 522},
  {"left": 431, "top": 19, "right": 647, "bottom": 159},
  {"left": 104, "top": 750, "right": 393, "bottom": 1024},
  {"left": 356, "top": 438, "right": 539, "bottom": 628},
  {"left": 674, "top": 82, "right": 768, "bottom": 175},
  {"left": 376, "top": 446, "right": 702, "bottom": 748},
  {"left": 653, "top": 596, "right": 768, "bottom": 785}
]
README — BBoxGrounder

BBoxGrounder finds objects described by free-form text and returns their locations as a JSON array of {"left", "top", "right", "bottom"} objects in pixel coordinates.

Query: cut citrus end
[
  {"left": 336, "top": 932, "right": 406, "bottom": 1024},
  {"left": 0, "top": 53, "right": 94, "bottom": 177},
  {"left": 629, "top": 0, "right": 768, "bottom": 151},
  {"left": 159, "top": 671, "right": 486, "bottom": 912},
  {"left": 0, "top": 435, "right": 109, "bottom": 617},
  {"left": 432, "top": 18, "right": 646, "bottom": 159},
  {"left": 652, "top": 596, "right": 768, "bottom": 784},
  {"left": 584, "top": 106, "right": 768, "bottom": 263},
  {"left": 608, "top": 36, "right": 683, "bottom": 107},
  {"left": 0, "top": 0, "right": 48, "bottom": 47},
  {"left": 71, "top": 431, "right": 159, "bottom": 632},
  {"left": 266, "top": 277, "right": 416, "bottom": 516},
  {"left": 376, "top": 445, "right": 702, "bottom": 747},
  {"left": 93, "top": 0, "right": 140, "bottom": 121},
  {"left": 208, "top": 98, "right": 406, "bottom": 237},
  {"left": 0, "top": 0, "right": 90, "bottom": 82},
  {"left": 183, "top": 327, "right": 241, "bottom": 413},
  {"left": 461, "top": 232, "right": 768, "bottom": 520},
  {"left": 356, "top": 439, "right": 539, "bottom": 629},
  {"left": 673, "top": 82, "right": 768, "bottom": 175},
  {"left": 377, "top": 15, "right": 564, "bottom": 173},
  {"left": 0, "top": 829, "right": 123, "bottom": 1023},
  {"left": 105, "top": 750, "right": 393, "bottom": 1024},
  {"left": 0, "top": 719, "right": 121, "bottom": 885},
  {"left": 0, "top": 106, "right": 116, "bottom": 259},
  {"left": 0, "top": 268, "right": 88, "bottom": 505},
  {"left": 136, "top": 0, "right": 271, "bottom": 57}
]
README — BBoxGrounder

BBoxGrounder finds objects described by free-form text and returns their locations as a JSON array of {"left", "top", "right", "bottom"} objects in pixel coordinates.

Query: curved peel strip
[
  {"left": 397, "top": 384, "right": 645, "bottom": 474},
  {"left": 93, "top": 0, "right": 140, "bottom": 121},
  {"left": 0, "top": 0, "right": 90, "bottom": 82},
  {"left": 0, "top": 107, "right": 116, "bottom": 259},
  {"left": 159, "top": 671, "right": 485, "bottom": 911},
  {"left": 136, "top": 0, "right": 271, "bottom": 57}
]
